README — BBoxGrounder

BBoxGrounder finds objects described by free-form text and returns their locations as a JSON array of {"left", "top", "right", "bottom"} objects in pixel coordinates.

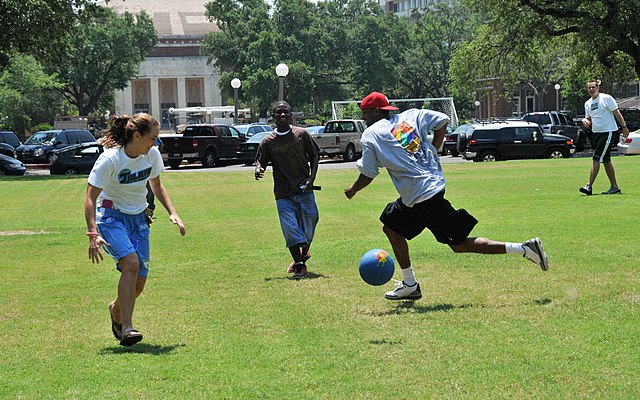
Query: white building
[
  {"left": 381, "top": 0, "right": 450, "bottom": 17},
  {"left": 100, "top": 0, "right": 222, "bottom": 129}
]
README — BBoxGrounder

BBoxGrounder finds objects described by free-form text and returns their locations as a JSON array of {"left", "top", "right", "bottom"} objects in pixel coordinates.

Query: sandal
[
  {"left": 120, "top": 329, "right": 143, "bottom": 347},
  {"left": 109, "top": 305, "right": 122, "bottom": 340}
]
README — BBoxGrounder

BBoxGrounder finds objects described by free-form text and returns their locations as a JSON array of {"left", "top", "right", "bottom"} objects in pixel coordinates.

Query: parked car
[
  {"left": 444, "top": 124, "right": 474, "bottom": 157},
  {"left": 457, "top": 120, "right": 576, "bottom": 162},
  {"left": 0, "top": 142, "right": 16, "bottom": 158},
  {"left": 161, "top": 124, "right": 245, "bottom": 169},
  {"left": 49, "top": 143, "right": 104, "bottom": 175},
  {"left": 427, "top": 125, "right": 453, "bottom": 156},
  {"left": 15, "top": 129, "right": 96, "bottom": 164},
  {"left": 0, "top": 153, "right": 26, "bottom": 176},
  {"left": 312, "top": 119, "right": 366, "bottom": 161},
  {"left": 617, "top": 129, "right": 640, "bottom": 155},
  {"left": 522, "top": 111, "right": 586, "bottom": 151},
  {"left": 619, "top": 109, "right": 640, "bottom": 132},
  {"left": 0, "top": 131, "right": 22, "bottom": 148},
  {"left": 237, "top": 131, "right": 271, "bottom": 166},
  {"left": 305, "top": 125, "right": 325, "bottom": 135},
  {"left": 233, "top": 123, "right": 272, "bottom": 139}
]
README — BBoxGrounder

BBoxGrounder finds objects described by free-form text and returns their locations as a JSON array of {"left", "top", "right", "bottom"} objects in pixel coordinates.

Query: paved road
[{"left": 22, "top": 149, "right": 610, "bottom": 176}]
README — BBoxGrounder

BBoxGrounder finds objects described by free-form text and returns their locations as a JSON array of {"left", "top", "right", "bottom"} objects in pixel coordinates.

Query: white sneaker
[
  {"left": 523, "top": 237, "right": 549, "bottom": 271},
  {"left": 384, "top": 281, "right": 422, "bottom": 300}
]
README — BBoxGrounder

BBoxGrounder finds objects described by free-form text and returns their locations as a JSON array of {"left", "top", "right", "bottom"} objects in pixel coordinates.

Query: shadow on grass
[
  {"left": 99, "top": 342, "right": 185, "bottom": 355},
  {"left": 369, "top": 339, "right": 403, "bottom": 345},
  {"left": 373, "top": 297, "right": 553, "bottom": 316},
  {"left": 264, "top": 271, "right": 328, "bottom": 282}
]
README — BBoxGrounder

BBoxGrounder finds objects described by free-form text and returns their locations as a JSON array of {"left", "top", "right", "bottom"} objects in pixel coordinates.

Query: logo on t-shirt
[
  {"left": 391, "top": 121, "right": 420, "bottom": 154},
  {"left": 590, "top": 102, "right": 599, "bottom": 111},
  {"left": 118, "top": 167, "right": 152, "bottom": 184}
]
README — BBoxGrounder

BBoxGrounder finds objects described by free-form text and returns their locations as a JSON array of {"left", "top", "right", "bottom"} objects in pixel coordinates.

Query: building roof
[{"left": 98, "top": 0, "right": 219, "bottom": 37}]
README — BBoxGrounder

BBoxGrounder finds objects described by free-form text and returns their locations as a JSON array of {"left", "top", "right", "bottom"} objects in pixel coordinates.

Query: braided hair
[{"left": 100, "top": 113, "right": 159, "bottom": 149}]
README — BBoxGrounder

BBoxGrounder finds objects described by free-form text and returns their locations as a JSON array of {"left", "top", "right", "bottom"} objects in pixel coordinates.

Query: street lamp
[
  {"left": 275, "top": 63, "right": 289, "bottom": 101},
  {"left": 554, "top": 83, "right": 561, "bottom": 111},
  {"left": 474, "top": 100, "right": 481, "bottom": 120},
  {"left": 231, "top": 78, "right": 241, "bottom": 124}
]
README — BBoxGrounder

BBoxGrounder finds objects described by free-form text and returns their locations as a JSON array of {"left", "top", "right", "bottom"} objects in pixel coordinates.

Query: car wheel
[
  {"left": 547, "top": 149, "right": 566, "bottom": 158},
  {"left": 343, "top": 144, "right": 356, "bottom": 162},
  {"left": 64, "top": 168, "right": 78, "bottom": 175},
  {"left": 451, "top": 150, "right": 459, "bottom": 157},
  {"left": 479, "top": 151, "right": 498, "bottom": 162},
  {"left": 203, "top": 150, "right": 217, "bottom": 168},
  {"left": 0, "top": 168, "right": 6, "bottom": 175},
  {"left": 46, "top": 153, "right": 54, "bottom": 164},
  {"left": 169, "top": 160, "right": 182, "bottom": 169}
]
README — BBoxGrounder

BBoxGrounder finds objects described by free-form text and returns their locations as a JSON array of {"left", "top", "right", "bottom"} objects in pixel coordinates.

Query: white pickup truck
[{"left": 311, "top": 119, "right": 366, "bottom": 162}]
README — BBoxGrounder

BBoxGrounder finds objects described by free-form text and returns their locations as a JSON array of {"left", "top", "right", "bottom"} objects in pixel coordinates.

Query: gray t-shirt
[{"left": 357, "top": 108, "right": 450, "bottom": 207}]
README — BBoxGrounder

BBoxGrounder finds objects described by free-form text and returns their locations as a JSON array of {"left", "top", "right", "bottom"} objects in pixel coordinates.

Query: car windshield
[
  {"left": 247, "top": 131, "right": 270, "bottom": 143},
  {"left": 234, "top": 126, "right": 249, "bottom": 134},
  {"left": 523, "top": 114, "right": 551, "bottom": 125},
  {"left": 24, "top": 131, "right": 57, "bottom": 145}
]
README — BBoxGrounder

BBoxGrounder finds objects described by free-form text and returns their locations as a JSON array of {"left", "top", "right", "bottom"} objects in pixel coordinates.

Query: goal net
[{"left": 331, "top": 97, "right": 459, "bottom": 128}]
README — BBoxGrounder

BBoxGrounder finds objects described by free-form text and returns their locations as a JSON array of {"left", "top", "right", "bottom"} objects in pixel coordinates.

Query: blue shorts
[
  {"left": 276, "top": 192, "right": 319, "bottom": 248},
  {"left": 96, "top": 207, "right": 151, "bottom": 278}
]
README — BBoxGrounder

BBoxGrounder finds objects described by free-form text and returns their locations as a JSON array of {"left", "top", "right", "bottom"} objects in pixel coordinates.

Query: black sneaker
[
  {"left": 292, "top": 262, "right": 307, "bottom": 280},
  {"left": 384, "top": 282, "right": 422, "bottom": 300},
  {"left": 579, "top": 185, "right": 592, "bottom": 196},
  {"left": 601, "top": 187, "right": 621, "bottom": 195}
]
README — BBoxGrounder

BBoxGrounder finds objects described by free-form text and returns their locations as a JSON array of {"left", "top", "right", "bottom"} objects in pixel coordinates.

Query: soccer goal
[{"left": 331, "top": 97, "right": 459, "bottom": 128}]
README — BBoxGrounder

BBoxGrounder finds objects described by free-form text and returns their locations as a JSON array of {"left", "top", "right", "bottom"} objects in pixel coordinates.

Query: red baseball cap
[{"left": 360, "top": 92, "right": 399, "bottom": 110}]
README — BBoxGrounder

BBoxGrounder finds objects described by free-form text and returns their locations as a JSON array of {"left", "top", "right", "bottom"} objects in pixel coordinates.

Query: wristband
[{"left": 86, "top": 232, "right": 100, "bottom": 237}]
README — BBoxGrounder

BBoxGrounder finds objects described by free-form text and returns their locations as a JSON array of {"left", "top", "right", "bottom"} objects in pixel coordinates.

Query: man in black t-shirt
[{"left": 255, "top": 101, "right": 321, "bottom": 279}]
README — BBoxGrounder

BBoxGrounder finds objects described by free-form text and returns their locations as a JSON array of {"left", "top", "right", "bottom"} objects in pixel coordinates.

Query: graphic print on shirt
[
  {"left": 392, "top": 121, "right": 420, "bottom": 154},
  {"left": 118, "top": 167, "right": 152, "bottom": 184},
  {"left": 590, "top": 102, "right": 599, "bottom": 111}
]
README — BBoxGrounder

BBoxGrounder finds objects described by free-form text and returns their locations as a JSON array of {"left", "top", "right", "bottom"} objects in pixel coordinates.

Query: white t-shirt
[
  {"left": 584, "top": 93, "right": 619, "bottom": 133},
  {"left": 88, "top": 146, "right": 164, "bottom": 215},
  {"left": 356, "top": 108, "right": 450, "bottom": 207}
]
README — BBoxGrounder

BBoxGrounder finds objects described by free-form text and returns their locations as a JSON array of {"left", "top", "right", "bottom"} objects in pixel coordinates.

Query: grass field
[{"left": 1, "top": 157, "right": 639, "bottom": 399}]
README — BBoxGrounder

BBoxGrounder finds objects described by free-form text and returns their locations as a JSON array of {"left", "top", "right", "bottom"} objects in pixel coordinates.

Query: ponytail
[{"left": 100, "top": 113, "right": 159, "bottom": 148}]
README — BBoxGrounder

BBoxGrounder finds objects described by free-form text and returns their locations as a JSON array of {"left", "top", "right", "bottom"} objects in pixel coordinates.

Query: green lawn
[{"left": 1, "top": 157, "right": 638, "bottom": 399}]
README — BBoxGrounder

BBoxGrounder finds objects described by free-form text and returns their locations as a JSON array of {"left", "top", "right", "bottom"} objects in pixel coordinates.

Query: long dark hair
[{"left": 101, "top": 113, "right": 159, "bottom": 148}]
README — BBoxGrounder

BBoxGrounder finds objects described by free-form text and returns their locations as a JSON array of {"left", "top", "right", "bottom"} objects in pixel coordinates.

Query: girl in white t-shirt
[{"left": 85, "top": 113, "right": 186, "bottom": 346}]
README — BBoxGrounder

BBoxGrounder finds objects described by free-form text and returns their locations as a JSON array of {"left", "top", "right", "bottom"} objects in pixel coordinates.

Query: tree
[
  {"left": 0, "top": 0, "right": 93, "bottom": 70},
  {"left": 202, "top": 0, "right": 408, "bottom": 117},
  {"left": 53, "top": 6, "right": 157, "bottom": 116},
  {"left": 0, "top": 54, "right": 64, "bottom": 136}
]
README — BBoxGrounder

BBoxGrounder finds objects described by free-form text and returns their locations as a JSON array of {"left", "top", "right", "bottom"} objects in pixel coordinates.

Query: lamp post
[
  {"left": 474, "top": 100, "right": 481, "bottom": 120},
  {"left": 554, "top": 83, "right": 561, "bottom": 111},
  {"left": 275, "top": 63, "right": 289, "bottom": 101},
  {"left": 231, "top": 78, "right": 241, "bottom": 124}
]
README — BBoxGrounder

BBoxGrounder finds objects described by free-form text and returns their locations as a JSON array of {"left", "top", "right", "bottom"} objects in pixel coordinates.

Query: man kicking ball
[{"left": 344, "top": 92, "right": 548, "bottom": 300}]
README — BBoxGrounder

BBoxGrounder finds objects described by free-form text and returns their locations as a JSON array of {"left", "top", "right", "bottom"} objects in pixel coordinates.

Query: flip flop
[
  {"left": 109, "top": 306, "right": 122, "bottom": 340},
  {"left": 120, "top": 329, "right": 143, "bottom": 347}
]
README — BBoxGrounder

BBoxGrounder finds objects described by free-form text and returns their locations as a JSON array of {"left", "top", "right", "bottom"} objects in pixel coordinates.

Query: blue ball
[{"left": 359, "top": 249, "right": 395, "bottom": 286}]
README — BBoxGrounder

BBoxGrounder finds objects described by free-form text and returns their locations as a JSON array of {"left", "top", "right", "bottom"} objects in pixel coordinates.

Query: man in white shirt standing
[{"left": 580, "top": 79, "right": 629, "bottom": 195}]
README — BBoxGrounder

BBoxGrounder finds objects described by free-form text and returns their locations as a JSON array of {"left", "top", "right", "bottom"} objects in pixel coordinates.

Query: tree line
[{"left": 0, "top": 0, "right": 637, "bottom": 134}]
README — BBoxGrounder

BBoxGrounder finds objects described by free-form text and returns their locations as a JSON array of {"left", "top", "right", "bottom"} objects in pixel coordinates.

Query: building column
[
  {"left": 150, "top": 77, "right": 160, "bottom": 122},
  {"left": 205, "top": 76, "right": 220, "bottom": 107},
  {"left": 177, "top": 77, "right": 186, "bottom": 108}
]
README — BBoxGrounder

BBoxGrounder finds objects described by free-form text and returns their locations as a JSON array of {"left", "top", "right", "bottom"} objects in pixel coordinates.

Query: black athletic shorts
[
  {"left": 379, "top": 191, "right": 478, "bottom": 245},
  {"left": 591, "top": 131, "right": 616, "bottom": 163}
]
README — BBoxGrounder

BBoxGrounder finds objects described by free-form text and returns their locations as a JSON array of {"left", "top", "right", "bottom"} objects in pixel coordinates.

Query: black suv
[
  {"left": 522, "top": 111, "right": 586, "bottom": 151},
  {"left": 15, "top": 129, "right": 96, "bottom": 164},
  {"left": 0, "top": 131, "right": 22, "bottom": 158},
  {"left": 457, "top": 120, "right": 576, "bottom": 162}
]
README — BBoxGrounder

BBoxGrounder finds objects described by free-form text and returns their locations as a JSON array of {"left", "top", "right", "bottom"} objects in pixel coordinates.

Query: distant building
[
  {"left": 382, "top": 0, "right": 450, "bottom": 17},
  {"left": 99, "top": 0, "right": 222, "bottom": 129}
]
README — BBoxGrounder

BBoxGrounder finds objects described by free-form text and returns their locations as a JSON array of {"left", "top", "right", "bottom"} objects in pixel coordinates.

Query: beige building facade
[{"left": 100, "top": 0, "right": 221, "bottom": 129}]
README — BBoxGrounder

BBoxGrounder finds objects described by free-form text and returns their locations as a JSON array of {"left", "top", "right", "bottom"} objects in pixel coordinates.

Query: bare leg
[
  {"left": 449, "top": 237, "right": 506, "bottom": 254},
  {"left": 115, "top": 253, "right": 139, "bottom": 334},
  {"left": 588, "top": 160, "right": 600, "bottom": 187},
  {"left": 109, "top": 275, "right": 146, "bottom": 324},
  {"left": 602, "top": 161, "right": 619, "bottom": 188},
  {"left": 383, "top": 225, "right": 411, "bottom": 269}
]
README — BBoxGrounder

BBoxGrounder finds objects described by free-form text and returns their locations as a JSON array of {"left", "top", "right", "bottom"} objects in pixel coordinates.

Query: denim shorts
[
  {"left": 96, "top": 207, "right": 151, "bottom": 277},
  {"left": 276, "top": 192, "right": 319, "bottom": 248}
]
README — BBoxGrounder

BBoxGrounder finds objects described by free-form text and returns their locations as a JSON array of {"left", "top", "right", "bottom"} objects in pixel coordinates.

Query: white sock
[
  {"left": 505, "top": 242, "right": 525, "bottom": 256},
  {"left": 401, "top": 266, "right": 417, "bottom": 286}
]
